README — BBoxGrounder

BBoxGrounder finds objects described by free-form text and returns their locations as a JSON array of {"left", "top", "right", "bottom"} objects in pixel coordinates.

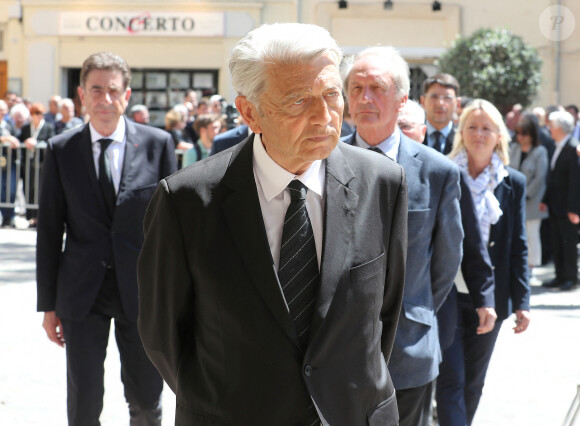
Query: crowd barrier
[{"left": 0, "top": 142, "right": 185, "bottom": 212}]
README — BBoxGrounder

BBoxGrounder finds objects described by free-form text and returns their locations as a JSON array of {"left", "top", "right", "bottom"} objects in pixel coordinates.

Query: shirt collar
[
  {"left": 555, "top": 133, "right": 571, "bottom": 147},
  {"left": 252, "top": 133, "right": 325, "bottom": 202},
  {"left": 89, "top": 118, "right": 126, "bottom": 145},
  {"left": 355, "top": 127, "right": 401, "bottom": 162},
  {"left": 426, "top": 120, "right": 453, "bottom": 139}
]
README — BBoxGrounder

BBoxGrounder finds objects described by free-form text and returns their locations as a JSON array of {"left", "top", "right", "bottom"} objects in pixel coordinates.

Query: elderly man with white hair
[
  {"left": 540, "top": 110, "right": 580, "bottom": 291},
  {"left": 137, "top": 23, "right": 408, "bottom": 425},
  {"left": 397, "top": 99, "right": 427, "bottom": 142}
]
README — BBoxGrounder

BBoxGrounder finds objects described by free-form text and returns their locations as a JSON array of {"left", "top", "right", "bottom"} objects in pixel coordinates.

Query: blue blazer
[
  {"left": 210, "top": 124, "right": 250, "bottom": 156},
  {"left": 487, "top": 167, "right": 530, "bottom": 321},
  {"left": 343, "top": 132, "right": 463, "bottom": 389}
]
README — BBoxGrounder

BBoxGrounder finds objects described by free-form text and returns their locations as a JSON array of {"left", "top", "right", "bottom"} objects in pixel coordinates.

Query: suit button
[
  {"left": 492, "top": 266, "right": 496, "bottom": 271},
  {"left": 101, "top": 260, "right": 108, "bottom": 268},
  {"left": 489, "top": 241, "right": 495, "bottom": 247},
  {"left": 304, "top": 365, "right": 312, "bottom": 377}
]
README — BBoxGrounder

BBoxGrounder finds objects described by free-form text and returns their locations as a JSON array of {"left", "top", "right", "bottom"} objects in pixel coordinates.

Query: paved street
[{"left": 1, "top": 227, "right": 579, "bottom": 425}]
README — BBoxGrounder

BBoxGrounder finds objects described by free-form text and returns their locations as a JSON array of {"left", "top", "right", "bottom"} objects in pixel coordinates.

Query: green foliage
[{"left": 436, "top": 28, "right": 542, "bottom": 114}]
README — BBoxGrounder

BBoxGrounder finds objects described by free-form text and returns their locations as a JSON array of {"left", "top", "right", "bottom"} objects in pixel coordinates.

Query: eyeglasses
[
  {"left": 514, "top": 130, "right": 529, "bottom": 136},
  {"left": 426, "top": 94, "right": 456, "bottom": 103}
]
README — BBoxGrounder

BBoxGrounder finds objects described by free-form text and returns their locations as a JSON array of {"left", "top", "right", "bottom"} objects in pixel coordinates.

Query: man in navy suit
[
  {"left": 209, "top": 120, "right": 250, "bottom": 155},
  {"left": 420, "top": 73, "right": 460, "bottom": 155},
  {"left": 37, "top": 52, "right": 177, "bottom": 425},
  {"left": 343, "top": 46, "right": 463, "bottom": 426}
]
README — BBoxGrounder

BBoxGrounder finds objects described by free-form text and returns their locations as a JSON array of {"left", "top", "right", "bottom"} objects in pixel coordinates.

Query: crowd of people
[{"left": 1, "top": 22, "right": 580, "bottom": 426}]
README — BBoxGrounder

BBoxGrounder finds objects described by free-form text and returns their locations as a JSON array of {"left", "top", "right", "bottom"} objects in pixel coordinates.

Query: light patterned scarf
[{"left": 453, "top": 149, "right": 507, "bottom": 245}]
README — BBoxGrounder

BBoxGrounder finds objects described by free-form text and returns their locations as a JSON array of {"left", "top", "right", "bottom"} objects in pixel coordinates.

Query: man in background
[
  {"left": 37, "top": 51, "right": 177, "bottom": 425},
  {"left": 129, "top": 104, "right": 150, "bottom": 125},
  {"left": 420, "top": 73, "right": 460, "bottom": 155},
  {"left": 343, "top": 46, "right": 463, "bottom": 426}
]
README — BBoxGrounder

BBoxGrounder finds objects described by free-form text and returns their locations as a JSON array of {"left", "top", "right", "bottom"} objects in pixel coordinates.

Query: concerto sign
[{"left": 59, "top": 11, "right": 225, "bottom": 37}]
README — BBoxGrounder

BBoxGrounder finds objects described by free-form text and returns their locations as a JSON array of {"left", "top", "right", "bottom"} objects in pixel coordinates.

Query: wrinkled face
[
  {"left": 78, "top": 69, "right": 130, "bottom": 135},
  {"left": 346, "top": 55, "right": 406, "bottom": 138},
  {"left": 461, "top": 109, "right": 501, "bottom": 163},
  {"left": 12, "top": 111, "right": 28, "bottom": 129},
  {"left": 398, "top": 115, "right": 427, "bottom": 143},
  {"left": 134, "top": 110, "right": 150, "bottom": 124},
  {"left": 241, "top": 53, "right": 343, "bottom": 175},
  {"left": 49, "top": 97, "right": 61, "bottom": 114},
  {"left": 421, "top": 83, "right": 458, "bottom": 128}
]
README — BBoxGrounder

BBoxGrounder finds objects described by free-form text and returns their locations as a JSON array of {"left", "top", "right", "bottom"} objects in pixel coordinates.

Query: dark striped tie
[
  {"left": 278, "top": 180, "right": 320, "bottom": 349},
  {"left": 98, "top": 138, "right": 116, "bottom": 218}
]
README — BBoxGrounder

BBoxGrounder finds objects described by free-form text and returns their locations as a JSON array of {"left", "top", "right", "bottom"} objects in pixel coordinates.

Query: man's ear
[
  {"left": 235, "top": 96, "right": 262, "bottom": 134},
  {"left": 397, "top": 95, "right": 409, "bottom": 114},
  {"left": 419, "top": 95, "right": 425, "bottom": 107}
]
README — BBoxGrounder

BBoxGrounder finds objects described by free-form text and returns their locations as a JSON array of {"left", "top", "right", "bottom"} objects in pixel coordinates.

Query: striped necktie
[{"left": 278, "top": 180, "right": 320, "bottom": 349}]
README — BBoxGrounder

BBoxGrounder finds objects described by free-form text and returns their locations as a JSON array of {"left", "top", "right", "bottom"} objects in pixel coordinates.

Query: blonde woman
[{"left": 436, "top": 99, "right": 530, "bottom": 426}]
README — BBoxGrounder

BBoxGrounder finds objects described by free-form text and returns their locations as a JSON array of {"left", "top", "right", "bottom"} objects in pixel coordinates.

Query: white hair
[
  {"left": 548, "top": 110, "right": 575, "bottom": 134},
  {"left": 399, "top": 99, "right": 425, "bottom": 125},
  {"left": 10, "top": 103, "right": 30, "bottom": 120},
  {"left": 229, "top": 23, "right": 342, "bottom": 106},
  {"left": 344, "top": 46, "right": 410, "bottom": 97},
  {"left": 61, "top": 98, "right": 75, "bottom": 109}
]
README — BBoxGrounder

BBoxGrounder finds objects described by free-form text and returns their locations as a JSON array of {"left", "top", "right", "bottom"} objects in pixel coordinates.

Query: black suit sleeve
[{"left": 138, "top": 180, "right": 192, "bottom": 392}]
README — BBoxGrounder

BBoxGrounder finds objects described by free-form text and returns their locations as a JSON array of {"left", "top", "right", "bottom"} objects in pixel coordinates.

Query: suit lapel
[
  {"left": 489, "top": 173, "right": 513, "bottom": 240},
  {"left": 311, "top": 145, "right": 358, "bottom": 335},
  {"left": 397, "top": 136, "right": 423, "bottom": 207},
  {"left": 119, "top": 118, "right": 137, "bottom": 197},
  {"left": 78, "top": 125, "right": 102, "bottom": 202},
  {"left": 221, "top": 137, "right": 301, "bottom": 348}
]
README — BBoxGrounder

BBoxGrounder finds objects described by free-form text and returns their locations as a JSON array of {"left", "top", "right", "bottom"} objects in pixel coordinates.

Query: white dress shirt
[
  {"left": 252, "top": 133, "right": 325, "bottom": 270},
  {"left": 90, "top": 119, "right": 127, "bottom": 194},
  {"left": 355, "top": 127, "right": 401, "bottom": 162},
  {"left": 252, "top": 134, "right": 328, "bottom": 425}
]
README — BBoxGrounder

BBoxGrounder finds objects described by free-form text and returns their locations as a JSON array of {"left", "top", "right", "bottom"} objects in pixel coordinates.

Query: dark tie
[
  {"left": 432, "top": 131, "right": 443, "bottom": 153},
  {"left": 368, "top": 146, "right": 385, "bottom": 156},
  {"left": 98, "top": 138, "right": 116, "bottom": 217},
  {"left": 278, "top": 180, "right": 320, "bottom": 349}
]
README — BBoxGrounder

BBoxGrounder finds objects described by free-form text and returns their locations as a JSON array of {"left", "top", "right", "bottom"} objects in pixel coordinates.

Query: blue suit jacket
[
  {"left": 343, "top": 131, "right": 463, "bottom": 389},
  {"left": 210, "top": 125, "right": 250, "bottom": 156}
]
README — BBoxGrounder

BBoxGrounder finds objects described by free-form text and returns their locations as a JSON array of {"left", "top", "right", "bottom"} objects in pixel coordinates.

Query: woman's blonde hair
[{"left": 448, "top": 98, "right": 511, "bottom": 165}]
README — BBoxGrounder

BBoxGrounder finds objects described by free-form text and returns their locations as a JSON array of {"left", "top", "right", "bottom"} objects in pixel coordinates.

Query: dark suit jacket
[
  {"left": 423, "top": 127, "right": 455, "bottom": 155},
  {"left": 488, "top": 167, "right": 529, "bottom": 321},
  {"left": 437, "top": 171, "right": 495, "bottom": 350},
  {"left": 19, "top": 121, "right": 56, "bottom": 143},
  {"left": 541, "top": 137, "right": 580, "bottom": 218},
  {"left": 137, "top": 136, "right": 408, "bottom": 425},
  {"left": 36, "top": 118, "right": 177, "bottom": 322},
  {"left": 209, "top": 124, "right": 250, "bottom": 155},
  {"left": 343, "top": 132, "right": 462, "bottom": 389}
]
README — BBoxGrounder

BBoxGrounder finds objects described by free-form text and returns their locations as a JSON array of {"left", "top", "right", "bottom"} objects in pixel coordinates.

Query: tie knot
[
  {"left": 99, "top": 138, "right": 113, "bottom": 151},
  {"left": 287, "top": 180, "right": 308, "bottom": 201},
  {"left": 368, "top": 146, "right": 385, "bottom": 156},
  {"left": 432, "top": 131, "right": 442, "bottom": 140}
]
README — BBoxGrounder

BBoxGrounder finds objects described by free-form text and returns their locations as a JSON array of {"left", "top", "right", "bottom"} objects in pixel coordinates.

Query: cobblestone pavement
[{"left": 1, "top": 227, "right": 579, "bottom": 425}]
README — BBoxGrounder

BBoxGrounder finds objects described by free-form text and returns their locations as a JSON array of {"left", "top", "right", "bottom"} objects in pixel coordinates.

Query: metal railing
[{"left": 0, "top": 142, "right": 186, "bottom": 212}]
